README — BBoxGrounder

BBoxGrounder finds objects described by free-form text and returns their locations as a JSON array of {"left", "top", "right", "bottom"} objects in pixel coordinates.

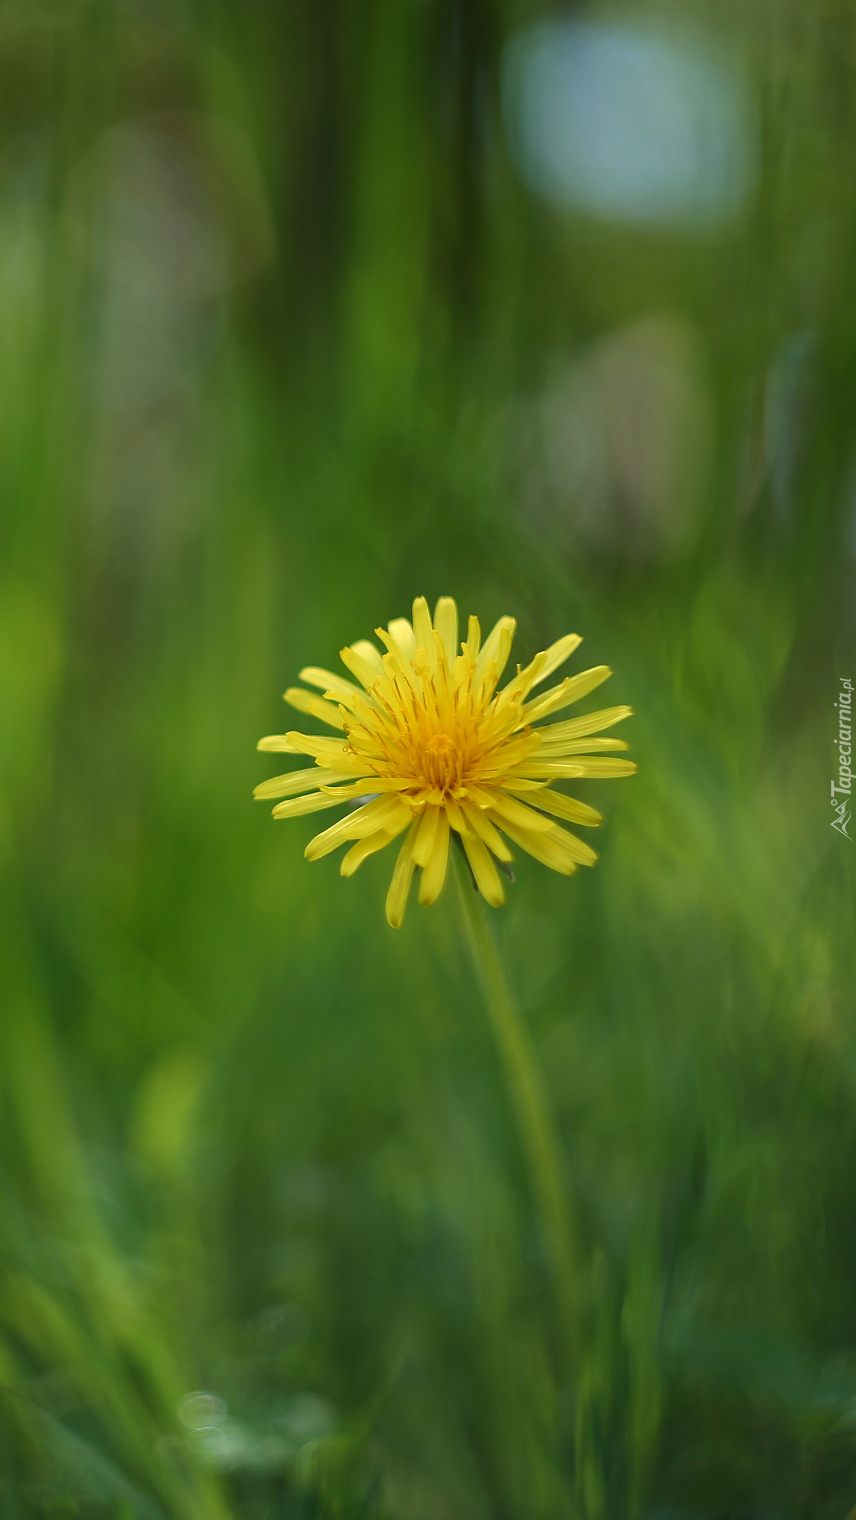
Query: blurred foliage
[{"left": 0, "top": 0, "right": 855, "bottom": 1516}]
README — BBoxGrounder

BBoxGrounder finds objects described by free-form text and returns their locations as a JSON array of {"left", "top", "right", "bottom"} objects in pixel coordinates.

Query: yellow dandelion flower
[{"left": 255, "top": 597, "right": 635, "bottom": 927}]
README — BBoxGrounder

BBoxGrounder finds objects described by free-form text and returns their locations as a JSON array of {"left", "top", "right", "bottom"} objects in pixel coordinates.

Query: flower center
[{"left": 422, "top": 731, "right": 462, "bottom": 791}]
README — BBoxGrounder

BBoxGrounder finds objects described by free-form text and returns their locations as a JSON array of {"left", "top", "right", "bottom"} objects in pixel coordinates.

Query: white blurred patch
[
  {"left": 68, "top": 114, "right": 273, "bottom": 567},
  {"left": 503, "top": 19, "right": 756, "bottom": 229},
  {"left": 512, "top": 316, "right": 713, "bottom": 563},
  {"left": 183, "top": 1393, "right": 338, "bottom": 1474},
  {"left": 74, "top": 113, "right": 273, "bottom": 411},
  {"left": 764, "top": 331, "right": 814, "bottom": 523},
  {"left": 177, "top": 1390, "right": 227, "bottom": 1429}
]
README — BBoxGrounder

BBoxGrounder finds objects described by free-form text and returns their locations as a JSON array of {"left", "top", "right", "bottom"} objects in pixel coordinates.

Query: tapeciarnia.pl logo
[{"left": 831, "top": 677, "right": 853, "bottom": 839}]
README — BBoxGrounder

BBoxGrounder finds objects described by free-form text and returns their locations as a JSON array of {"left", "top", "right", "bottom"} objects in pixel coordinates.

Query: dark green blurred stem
[{"left": 453, "top": 854, "right": 583, "bottom": 1363}]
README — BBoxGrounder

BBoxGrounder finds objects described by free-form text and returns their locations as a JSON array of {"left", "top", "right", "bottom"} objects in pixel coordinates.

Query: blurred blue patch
[{"left": 503, "top": 19, "right": 756, "bottom": 229}]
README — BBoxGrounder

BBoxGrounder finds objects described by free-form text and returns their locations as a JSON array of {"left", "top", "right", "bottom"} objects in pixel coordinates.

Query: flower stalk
[{"left": 453, "top": 853, "right": 583, "bottom": 1363}]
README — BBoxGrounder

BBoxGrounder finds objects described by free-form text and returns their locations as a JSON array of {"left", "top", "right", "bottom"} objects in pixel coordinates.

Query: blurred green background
[{"left": 1, "top": 1, "right": 855, "bottom": 1516}]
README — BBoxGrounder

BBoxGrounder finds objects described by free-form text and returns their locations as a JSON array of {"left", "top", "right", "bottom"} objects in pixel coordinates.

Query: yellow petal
[
  {"left": 461, "top": 801, "right": 513, "bottom": 861},
  {"left": 340, "top": 644, "right": 383, "bottom": 689},
  {"left": 491, "top": 817, "right": 593, "bottom": 874},
  {"left": 305, "top": 795, "right": 410, "bottom": 860},
  {"left": 462, "top": 832, "right": 505, "bottom": 907},
  {"left": 272, "top": 790, "right": 353, "bottom": 820},
  {"left": 532, "top": 631, "right": 582, "bottom": 683},
  {"left": 284, "top": 731, "right": 355, "bottom": 763},
  {"left": 387, "top": 617, "right": 415, "bottom": 660},
  {"left": 542, "top": 823, "right": 597, "bottom": 867},
  {"left": 412, "top": 804, "right": 441, "bottom": 868},
  {"left": 386, "top": 820, "right": 420, "bottom": 928},
  {"left": 462, "top": 782, "right": 502, "bottom": 809},
  {"left": 536, "top": 705, "right": 633, "bottom": 741},
  {"left": 376, "top": 633, "right": 421, "bottom": 693},
  {"left": 514, "top": 759, "right": 585, "bottom": 778},
  {"left": 351, "top": 638, "right": 385, "bottom": 673},
  {"left": 340, "top": 814, "right": 411, "bottom": 876},
  {"left": 523, "top": 757, "right": 638, "bottom": 779},
  {"left": 433, "top": 597, "right": 459, "bottom": 665},
  {"left": 444, "top": 796, "right": 474, "bottom": 837},
  {"left": 547, "top": 824, "right": 597, "bottom": 867},
  {"left": 475, "top": 616, "right": 516, "bottom": 683},
  {"left": 299, "top": 666, "right": 363, "bottom": 703},
  {"left": 451, "top": 653, "right": 470, "bottom": 690},
  {"left": 488, "top": 792, "right": 555, "bottom": 833},
  {"left": 571, "top": 758, "right": 637, "bottom": 778},
  {"left": 257, "top": 735, "right": 298, "bottom": 752},
  {"left": 411, "top": 596, "right": 434, "bottom": 654},
  {"left": 254, "top": 766, "right": 354, "bottom": 800},
  {"left": 495, "top": 777, "right": 548, "bottom": 792},
  {"left": 503, "top": 784, "right": 602, "bottom": 828},
  {"left": 535, "top": 737, "right": 628, "bottom": 756},
  {"left": 507, "top": 632, "right": 582, "bottom": 698},
  {"left": 521, "top": 666, "right": 611, "bottom": 725},
  {"left": 463, "top": 615, "right": 481, "bottom": 660},
  {"left": 418, "top": 810, "right": 450, "bottom": 904},
  {"left": 284, "top": 688, "right": 346, "bottom": 730}
]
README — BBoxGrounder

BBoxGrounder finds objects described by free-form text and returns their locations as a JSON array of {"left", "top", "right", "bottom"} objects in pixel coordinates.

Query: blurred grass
[{"left": 0, "top": 0, "right": 855, "bottom": 1516}]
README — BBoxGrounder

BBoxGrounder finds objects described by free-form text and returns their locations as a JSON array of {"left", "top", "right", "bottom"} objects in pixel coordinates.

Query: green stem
[{"left": 453, "top": 854, "right": 583, "bottom": 1361}]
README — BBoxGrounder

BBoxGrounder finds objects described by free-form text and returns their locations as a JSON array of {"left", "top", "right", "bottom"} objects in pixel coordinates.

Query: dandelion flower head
[{"left": 255, "top": 597, "right": 635, "bottom": 927}]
